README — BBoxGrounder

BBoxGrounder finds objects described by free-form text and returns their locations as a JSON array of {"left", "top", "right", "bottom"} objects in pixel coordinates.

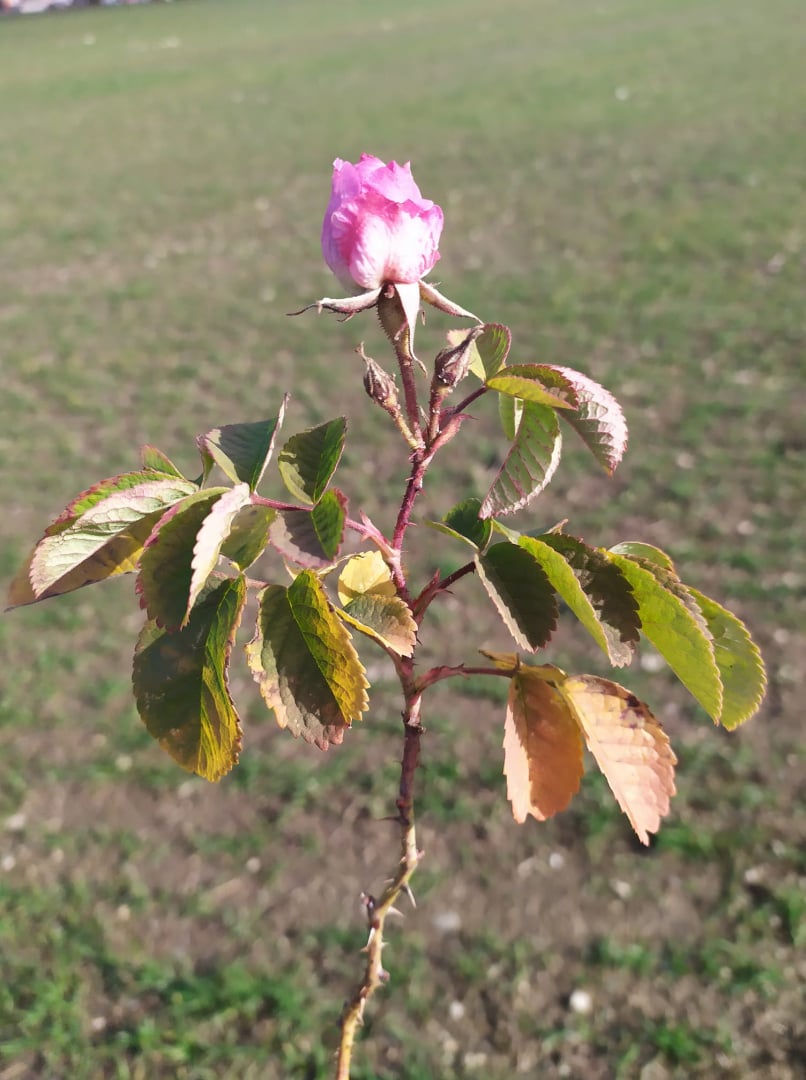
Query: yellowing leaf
[
  {"left": 337, "top": 550, "right": 396, "bottom": 604},
  {"left": 504, "top": 668, "right": 584, "bottom": 823},
  {"left": 559, "top": 675, "right": 677, "bottom": 845},
  {"left": 338, "top": 595, "right": 418, "bottom": 657}
]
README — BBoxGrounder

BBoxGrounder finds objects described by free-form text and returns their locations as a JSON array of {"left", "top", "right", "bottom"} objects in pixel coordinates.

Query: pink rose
[{"left": 321, "top": 154, "right": 444, "bottom": 291}]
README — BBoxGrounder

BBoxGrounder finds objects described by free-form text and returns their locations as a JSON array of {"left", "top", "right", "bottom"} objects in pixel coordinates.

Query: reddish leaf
[
  {"left": 560, "top": 674, "right": 677, "bottom": 844},
  {"left": 504, "top": 667, "right": 584, "bottom": 823}
]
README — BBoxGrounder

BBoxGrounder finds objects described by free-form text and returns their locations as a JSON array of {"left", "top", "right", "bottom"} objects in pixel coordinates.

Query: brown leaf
[
  {"left": 560, "top": 675, "right": 677, "bottom": 844},
  {"left": 504, "top": 668, "right": 584, "bottom": 823}
]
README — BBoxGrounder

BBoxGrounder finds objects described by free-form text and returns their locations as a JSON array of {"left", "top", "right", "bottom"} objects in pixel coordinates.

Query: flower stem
[{"left": 335, "top": 695, "right": 423, "bottom": 1080}]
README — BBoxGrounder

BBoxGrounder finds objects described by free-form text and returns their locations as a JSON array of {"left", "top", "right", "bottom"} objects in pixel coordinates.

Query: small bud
[
  {"left": 362, "top": 353, "right": 399, "bottom": 410},
  {"left": 433, "top": 326, "right": 485, "bottom": 389}
]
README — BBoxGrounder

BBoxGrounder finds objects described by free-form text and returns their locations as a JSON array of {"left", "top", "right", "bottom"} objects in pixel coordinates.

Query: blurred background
[{"left": 1, "top": 1, "right": 803, "bottom": 1077}]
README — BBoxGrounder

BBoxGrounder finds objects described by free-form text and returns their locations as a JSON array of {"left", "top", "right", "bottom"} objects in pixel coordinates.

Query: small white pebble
[
  {"left": 569, "top": 988, "right": 593, "bottom": 1015},
  {"left": 90, "top": 1016, "right": 107, "bottom": 1033},
  {"left": 744, "top": 865, "right": 764, "bottom": 886},
  {"left": 83, "top": 34, "right": 96, "bottom": 46},
  {"left": 548, "top": 851, "right": 565, "bottom": 870},
  {"left": 115, "top": 754, "right": 132, "bottom": 773},
  {"left": 246, "top": 857, "right": 261, "bottom": 875},
  {"left": 177, "top": 780, "right": 197, "bottom": 799},
  {"left": 772, "top": 628, "right": 789, "bottom": 645},
  {"left": 675, "top": 451, "right": 695, "bottom": 470},
  {"left": 5, "top": 812, "right": 26, "bottom": 833},
  {"left": 448, "top": 1000, "right": 465, "bottom": 1021},
  {"left": 736, "top": 519, "right": 756, "bottom": 536},
  {"left": 614, "top": 86, "right": 631, "bottom": 101},
  {"left": 116, "top": 904, "right": 131, "bottom": 922},
  {"left": 432, "top": 909, "right": 462, "bottom": 933},
  {"left": 462, "top": 1052, "right": 488, "bottom": 1070},
  {"left": 611, "top": 879, "right": 632, "bottom": 900},
  {"left": 640, "top": 650, "right": 666, "bottom": 673},
  {"left": 1, "top": 855, "right": 16, "bottom": 872},
  {"left": 50, "top": 848, "right": 65, "bottom": 865}
]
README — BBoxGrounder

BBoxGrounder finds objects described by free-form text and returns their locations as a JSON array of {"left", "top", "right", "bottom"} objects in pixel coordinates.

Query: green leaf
[
  {"left": 481, "top": 401, "right": 562, "bottom": 518},
  {"left": 199, "top": 401, "right": 287, "bottom": 491},
  {"left": 245, "top": 570, "right": 369, "bottom": 749},
  {"left": 137, "top": 488, "right": 228, "bottom": 629},
  {"left": 499, "top": 392, "right": 524, "bottom": 441},
  {"left": 339, "top": 595, "right": 418, "bottom": 658},
  {"left": 220, "top": 504, "right": 276, "bottom": 571},
  {"left": 476, "top": 542, "right": 558, "bottom": 651},
  {"left": 519, "top": 535, "right": 639, "bottom": 666},
  {"left": 186, "top": 484, "right": 253, "bottom": 624},
  {"left": 607, "top": 553, "right": 722, "bottom": 720},
  {"left": 14, "top": 477, "right": 197, "bottom": 607},
  {"left": 132, "top": 577, "right": 246, "bottom": 782},
  {"left": 687, "top": 589, "right": 766, "bottom": 729},
  {"left": 269, "top": 489, "right": 347, "bottom": 569},
  {"left": 448, "top": 322, "right": 511, "bottom": 380},
  {"left": 426, "top": 497, "right": 492, "bottom": 551},
  {"left": 550, "top": 366, "right": 628, "bottom": 473},
  {"left": 486, "top": 364, "right": 578, "bottom": 410},
  {"left": 141, "top": 445, "right": 185, "bottom": 478},
  {"left": 610, "top": 541, "right": 675, "bottom": 571},
  {"left": 278, "top": 417, "right": 347, "bottom": 505}
]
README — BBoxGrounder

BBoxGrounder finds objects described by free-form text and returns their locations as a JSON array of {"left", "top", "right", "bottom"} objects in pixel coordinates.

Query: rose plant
[{"left": 7, "top": 155, "right": 766, "bottom": 1079}]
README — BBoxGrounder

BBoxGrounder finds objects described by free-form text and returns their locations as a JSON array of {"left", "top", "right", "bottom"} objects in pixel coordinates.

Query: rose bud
[{"left": 321, "top": 154, "right": 444, "bottom": 292}]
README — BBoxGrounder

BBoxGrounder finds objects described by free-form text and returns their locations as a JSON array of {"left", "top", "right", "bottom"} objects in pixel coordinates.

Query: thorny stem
[
  {"left": 335, "top": 293, "right": 480, "bottom": 1078},
  {"left": 336, "top": 690, "right": 423, "bottom": 1080}
]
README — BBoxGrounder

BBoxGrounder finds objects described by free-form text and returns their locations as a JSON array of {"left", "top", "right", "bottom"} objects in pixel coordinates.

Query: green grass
[{"left": 1, "top": 0, "right": 804, "bottom": 1077}]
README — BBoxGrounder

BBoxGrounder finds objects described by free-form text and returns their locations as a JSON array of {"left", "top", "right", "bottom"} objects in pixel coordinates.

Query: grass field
[{"left": 1, "top": 0, "right": 804, "bottom": 1077}]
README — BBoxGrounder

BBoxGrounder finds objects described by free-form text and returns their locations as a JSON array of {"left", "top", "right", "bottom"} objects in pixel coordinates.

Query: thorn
[
  {"left": 401, "top": 882, "right": 417, "bottom": 909},
  {"left": 386, "top": 905, "right": 405, "bottom": 920}
]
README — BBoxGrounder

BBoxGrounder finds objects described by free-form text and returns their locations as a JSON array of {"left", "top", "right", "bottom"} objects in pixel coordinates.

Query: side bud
[
  {"left": 432, "top": 326, "right": 486, "bottom": 390},
  {"left": 363, "top": 353, "right": 400, "bottom": 411}
]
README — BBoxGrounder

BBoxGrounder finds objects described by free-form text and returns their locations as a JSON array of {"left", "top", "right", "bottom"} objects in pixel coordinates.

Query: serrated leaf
[
  {"left": 499, "top": 392, "right": 524, "bottom": 441},
  {"left": 245, "top": 570, "right": 369, "bottom": 749},
  {"left": 278, "top": 417, "right": 347, "bottom": 505},
  {"left": 504, "top": 667, "right": 584, "bottom": 823},
  {"left": 339, "top": 595, "right": 418, "bottom": 657},
  {"left": 687, "top": 589, "right": 766, "bottom": 729},
  {"left": 558, "top": 674, "right": 677, "bottom": 845},
  {"left": 132, "top": 577, "right": 246, "bottom": 782},
  {"left": 549, "top": 366, "right": 628, "bottom": 473},
  {"left": 269, "top": 489, "right": 346, "bottom": 570},
  {"left": 186, "top": 484, "right": 253, "bottom": 624},
  {"left": 525, "top": 534, "right": 640, "bottom": 666},
  {"left": 487, "top": 364, "right": 578, "bottom": 410},
  {"left": 610, "top": 541, "right": 675, "bottom": 571},
  {"left": 18, "top": 477, "right": 198, "bottom": 606},
  {"left": 425, "top": 498, "right": 492, "bottom": 551},
  {"left": 141, "top": 445, "right": 185, "bottom": 478},
  {"left": 200, "top": 401, "right": 287, "bottom": 491},
  {"left": 481, "top": 402, "right": 561, "bottom": 518},
  {"left": 337, "top": 551, "right": 396, "bottom": 604},
  {"left": 607, "top": 553, "right": 722, "bottom": 720},
  {"left": 476, "top": 542, "right": 558, "bottom": 651},
  {"left": 137, "top": 488, "right": 228, "bottom": 629},
  {"left": 220, "top": 504, "right": 276, "bottom": 570},
  {"left": 448, "top": 322, "right": 511, "bottom": 380}
]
